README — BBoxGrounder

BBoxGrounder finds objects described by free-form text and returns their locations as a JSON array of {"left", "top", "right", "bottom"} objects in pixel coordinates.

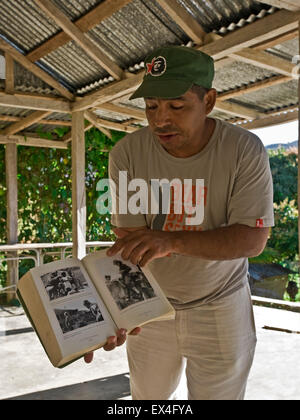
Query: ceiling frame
[{"left": 0, "top": 3, "right": 298, "bottom": 142}]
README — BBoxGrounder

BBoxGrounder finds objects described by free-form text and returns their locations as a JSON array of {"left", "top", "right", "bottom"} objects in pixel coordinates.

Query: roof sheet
[{"left": 0, "top": 0, "right": 298, "bottom": 134}]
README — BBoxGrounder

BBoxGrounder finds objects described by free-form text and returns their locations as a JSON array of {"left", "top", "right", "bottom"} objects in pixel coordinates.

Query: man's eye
[
  {"left": 146, "top": 105, "right": 157, "bottom": 110},
  {"left": 171, "top": 105, "right": 184, "bottom": 110}
]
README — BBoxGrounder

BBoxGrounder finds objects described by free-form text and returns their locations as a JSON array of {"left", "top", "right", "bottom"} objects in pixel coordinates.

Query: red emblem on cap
[{"left": 146, "top": 58, "right": 156, "bottom": 75}]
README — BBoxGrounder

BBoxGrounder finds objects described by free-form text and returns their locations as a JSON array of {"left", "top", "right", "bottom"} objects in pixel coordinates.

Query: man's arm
[{"left": 107, "top": 224, "right": 270, "bottom": 267}]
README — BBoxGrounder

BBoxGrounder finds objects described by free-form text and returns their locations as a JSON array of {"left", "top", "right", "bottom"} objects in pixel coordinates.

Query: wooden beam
[
  {"left": 214, "top": 100, "right": 262, "bottom": 120},
  {"left": 35, "top": 0, "right": 123, "bottom": 81},
  {"left": 5, "top": 143, "right": 18, "bottom": 301},
  {"left": 63, "top": 122, "right": 94, "bottom": 143},
  {"left": 256, "top": 0, "right": 300, "bottom": 12},
  {"left": 73, "top": 71, "right": 144, "bottom": 112},
  {"left": 156, "top": 0, "right": 206, "bottom": 44},
  {"left": 230, "top": 48, "right": 295, "bottom": 77},
  {"left": 0, "top": 39, "right": 74, "bottom": 101},
  {"left": 0, "top": 134, "right": 68, "bottom": 149},
  {"left": 27, "top": 0, "right": 132, "bottom": 62},
  {"left": 85, "top": 110, "right": 137, "bottom": 133},
  {"left": 95, "top": 103, "right": 146, "bottom": 120},
  {"left": 255, "top": 28, "right": 298, "bottom": 50},
  {"left": 218, "top": 75, "right": 292, "bottom": 101},
  {"left": 5, "top": 53, "right": 14, "bottom": 94},
  {"left": 0, "top": 115, "right": 72, "bottom": 126},
  {"left": 238, "top": 107, "right": 298, "bottom": 129},
  {"left": 199, "top": 9, "right": 300, "bottom": 60},
  {"left": 0, "top": 111, "right": 52, "bottom": 135},
  {"left": 0, "top": 92, "right": 71, "bottom": 113},
  {"left": 83, "top": 112, "right": 112, "bottom": 139},
  {"left": 72, "top": 111, "right": 86, "bottom": 259}
]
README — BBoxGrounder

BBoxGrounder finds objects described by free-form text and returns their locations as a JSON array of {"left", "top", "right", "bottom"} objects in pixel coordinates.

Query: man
[{"left": 85, "top": 46, "right": 274, "bottom": 400}]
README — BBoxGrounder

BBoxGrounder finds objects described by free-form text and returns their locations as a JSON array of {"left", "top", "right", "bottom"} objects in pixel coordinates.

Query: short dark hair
[{"left": 190, "top": 85, "right": 210, "bottom": 101}]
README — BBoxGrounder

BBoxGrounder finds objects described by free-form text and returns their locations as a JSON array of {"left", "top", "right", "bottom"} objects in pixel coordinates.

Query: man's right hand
[{"left": 84, "top": 327, "right": 141, "bottom": 363}]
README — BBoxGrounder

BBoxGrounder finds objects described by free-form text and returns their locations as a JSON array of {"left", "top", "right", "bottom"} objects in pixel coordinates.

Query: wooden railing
[{"left": 0, "top": 241, "right": 114, "bottom": 300}]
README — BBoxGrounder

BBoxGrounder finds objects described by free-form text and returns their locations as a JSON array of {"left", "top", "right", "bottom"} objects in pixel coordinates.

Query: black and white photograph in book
[
  {"left": 41, "top": 266, "right": 89, "bottom": 301},
  {"left": 54, "top": 298, "right": 104, "bottom": 334},
  {"left": 104, "top": 259, "right": 156, "bottom": 310}
]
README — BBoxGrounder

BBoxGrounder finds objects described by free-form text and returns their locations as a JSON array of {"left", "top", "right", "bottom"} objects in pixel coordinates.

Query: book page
[
  {"left": 83, "top": 250, "right": 174, "bottom": 331},
  {"left": 30, "top": 259, "right": 117, "bottom": 359}
]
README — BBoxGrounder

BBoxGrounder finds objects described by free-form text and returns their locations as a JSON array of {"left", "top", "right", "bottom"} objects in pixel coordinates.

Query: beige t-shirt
[{"left": 108, "top": 118, "right": 274, "bottom": 309}]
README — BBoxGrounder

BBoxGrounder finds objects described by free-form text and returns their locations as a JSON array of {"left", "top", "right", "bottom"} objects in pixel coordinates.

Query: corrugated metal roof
[
  {"left": 228, "top": 79, "right": 298, "bottom": 112},
  {"left": 213, "top": 61, "right": 276, "bottom": 93},
  {"left": 177, "top": 0, "right": 274, "bottom": 33},
  {"left": 0, "top": 0, "right": 298, "bottom": 132}
]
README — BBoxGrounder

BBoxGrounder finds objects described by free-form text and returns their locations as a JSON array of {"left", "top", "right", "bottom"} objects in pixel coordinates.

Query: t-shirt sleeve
[
  {"left": 109, "top": 144, "right": 147, "bottom": 228},
  {"left": 227, "top": 135, "right": 274, "bottom": 228}
]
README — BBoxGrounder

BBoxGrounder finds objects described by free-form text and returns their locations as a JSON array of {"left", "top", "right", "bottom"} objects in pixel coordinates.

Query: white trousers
[{"left": 126, "top": 284, "right": 257, "bottom": 400}]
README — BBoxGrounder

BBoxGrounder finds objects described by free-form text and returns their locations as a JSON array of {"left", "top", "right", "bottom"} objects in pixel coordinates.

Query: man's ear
[{"left": 204, "top": 89, "right": 217, "bottom": 115}]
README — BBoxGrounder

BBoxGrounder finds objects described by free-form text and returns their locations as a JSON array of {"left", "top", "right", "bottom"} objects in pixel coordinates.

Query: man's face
[{"left": 145, "top": 89, "right": 216, "bottom": 158}]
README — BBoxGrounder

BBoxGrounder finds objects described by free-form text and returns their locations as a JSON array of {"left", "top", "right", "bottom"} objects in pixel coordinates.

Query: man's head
[
  {"left": 130, "top": 46, "right": 217, "bottom": 158},
  {"left": 130, "top": 46, "right": 215, "bottom": 101}
]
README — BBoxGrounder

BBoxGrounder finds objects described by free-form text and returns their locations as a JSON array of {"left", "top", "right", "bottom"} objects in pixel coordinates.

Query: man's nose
[{"left": 154, "top": 108, "right": 172, "bottom": 127}]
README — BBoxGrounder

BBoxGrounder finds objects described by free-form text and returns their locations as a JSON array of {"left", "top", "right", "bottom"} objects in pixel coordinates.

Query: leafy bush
[{"left": 0, "top": 128, "right": 126, "bottom": 289}]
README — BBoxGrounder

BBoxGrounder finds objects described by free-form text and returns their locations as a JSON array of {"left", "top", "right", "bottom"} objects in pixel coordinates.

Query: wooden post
[
  {"left": 5, "top": 143, "right": 18, "bottom": 302},
  {"left": 72, "top": 111, "right": 86, "bottom": 259}
]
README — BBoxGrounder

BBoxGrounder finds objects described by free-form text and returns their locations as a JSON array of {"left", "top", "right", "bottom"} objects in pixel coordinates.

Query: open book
[{"left": 17, "top": 249, "right": 175, "bottom": 368}]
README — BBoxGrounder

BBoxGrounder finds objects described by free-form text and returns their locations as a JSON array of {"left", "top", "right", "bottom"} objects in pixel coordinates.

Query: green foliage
[
  {"left": 268, "top": 148, "right": 298, "bottom": 204},
  {"left": 267, "top": 198, "right": 298, "bottom": 263},
  {"left": 250, "top": 148, "right": 299, "bottom": 276},
  {"left": 0, "top": 128, "right": 126, "bottom": 288}
]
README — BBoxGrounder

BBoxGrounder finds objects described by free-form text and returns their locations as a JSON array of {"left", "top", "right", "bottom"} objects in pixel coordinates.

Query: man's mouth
[{"left": 156, "top": 133, "right": 179, "bottom": 142}]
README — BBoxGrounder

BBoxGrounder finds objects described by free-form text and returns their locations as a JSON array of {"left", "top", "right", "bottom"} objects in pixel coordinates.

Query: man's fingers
[
  {"left": 129, "top": 327, "right": 141, "bottom": 336},
  {"left": 84, "top": 352, "right": 94, "bottom": 363},
  {"left": 103, "top": 336, "right": 118, "bottom": 351},
  {"left": 103, "top": 329, "right": 127, "bottom": 351}
]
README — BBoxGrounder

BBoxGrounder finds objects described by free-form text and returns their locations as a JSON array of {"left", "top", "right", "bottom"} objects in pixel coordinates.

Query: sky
[{"left": 250, "top": 120, "right": 298, "bottom": 147}]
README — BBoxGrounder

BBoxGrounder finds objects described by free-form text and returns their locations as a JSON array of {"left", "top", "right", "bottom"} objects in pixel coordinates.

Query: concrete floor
[{"left": 1, "top": 303, "right": 300, "bottom": 400}]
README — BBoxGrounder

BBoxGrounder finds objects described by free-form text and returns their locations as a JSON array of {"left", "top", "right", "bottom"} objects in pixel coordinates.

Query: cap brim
[{"left": 129, "top": 79, "right": 193, "bottom": 100}]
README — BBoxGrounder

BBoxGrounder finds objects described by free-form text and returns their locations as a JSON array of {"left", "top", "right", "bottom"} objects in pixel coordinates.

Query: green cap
[{"left": 130, "top": 46, "right": 215, "bottom": 100}]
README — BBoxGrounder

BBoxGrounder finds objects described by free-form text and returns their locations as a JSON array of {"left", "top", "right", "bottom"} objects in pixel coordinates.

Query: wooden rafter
[
  {"left": 231, "top": 48, "right": 296, "bottom": 77},
  {"left": 0, "top": 92, "right": 71, "bottom": 113},
  {"left": 199, "top": 9, "right": 300, "bottom": 60},
  {"left": 73, "top": 72, "right": 144, "bottom": 112},
  {"left": 0, "top": 39, "right": 74, "bottom": 101},
  {"left": 239, "top": 106, "right": 298, "bottom": 129},
  {"left": 256, "top": 0, "right": 300, "bottom": 12},
  {"left": 155, "top": 0, "right": 206, "bottom": 44},
  {"left": 5, "top": 53, "right": 14, "bottom": 94},
  {"left": 0, "top": 134, "right": 68, "bottom": 149},
  {"left": 26, "top": 0, "right": 132, "bottom": 62},
  {"left": 83, "top": 111, "right": 112, "bottom": 139},
  {"left": 0, "top": 115, "right": 72, "bottom": 126},
  {"left": 214, "top": 100, "right": 262, "bottom": 120},
  {"left": 35, "top": 0, "right": 124, "bottom": 81},
  {"left": 85, "top": 110, "right": 137, "bottom": 133},
  {"left": 218, "top": 75, "right": 292, "bottom": 101},
  {"left": 0, "top": 111, "right": 52, "bottom": 136},
  {"left": 94, "top": 103, "right": 146, "bottom": 120}
]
